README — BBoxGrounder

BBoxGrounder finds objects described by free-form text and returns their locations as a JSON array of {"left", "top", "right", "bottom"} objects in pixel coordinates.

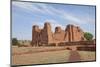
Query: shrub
[
  {"left": 12, "top": 38, "right": 19, "bottom": 46},
  {"left": 84, "top": 32, "right": 93, "bottom": 41}
]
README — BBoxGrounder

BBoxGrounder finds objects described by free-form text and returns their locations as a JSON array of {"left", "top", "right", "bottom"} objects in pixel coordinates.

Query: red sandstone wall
[{"left": 32, "top": 22, "right": 86, "bottom": 46}]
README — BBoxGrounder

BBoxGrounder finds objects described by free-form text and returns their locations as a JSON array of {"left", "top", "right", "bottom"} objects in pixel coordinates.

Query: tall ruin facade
[{"left": 32, "top": 22, "right": 86, "bottom": 46}]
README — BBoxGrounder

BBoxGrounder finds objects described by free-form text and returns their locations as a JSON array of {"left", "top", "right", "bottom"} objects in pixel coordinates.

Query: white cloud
[
  {"left": 12, "top": 1, "right": 95, "bottom": 25},
  {"left": 12, "top": 1, "right": 45, "bottom": 14},
  {"left": 44, "top": 19, "right": 66, "bottom": 32}
]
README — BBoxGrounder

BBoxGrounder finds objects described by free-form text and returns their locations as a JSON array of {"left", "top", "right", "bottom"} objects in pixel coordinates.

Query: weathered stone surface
[
  {"left": 64, "top": 24, "right": 86, "bottom": 42},
  {"left": 32, "top": 22, "right": 86, "bottom": 46},
  {"left": 53, "top": 27, "right": 65, "bottom": 43}
]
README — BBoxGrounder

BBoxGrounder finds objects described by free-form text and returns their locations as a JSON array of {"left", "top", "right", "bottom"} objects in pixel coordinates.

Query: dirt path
[{"left": 68, "top": 50, "right": 81, "bottom": 62}]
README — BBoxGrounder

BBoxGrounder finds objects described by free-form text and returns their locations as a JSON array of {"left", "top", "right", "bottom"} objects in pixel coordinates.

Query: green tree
[
  {"left": 84, "top": 32, "right": 93, "bottom": 41},
  {"left": 12, "top": 38, "right": 19, "bottom": 46}
]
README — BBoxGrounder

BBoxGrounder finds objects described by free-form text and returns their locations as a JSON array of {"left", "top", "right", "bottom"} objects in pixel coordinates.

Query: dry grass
[
  {"left": 12, "top": 46, "right": 67, "bottom": 54},
  {"left": 12, "top": 46, "right": 96, "bottom": 65},
  {"left": 12, "top": 50, "right": 70, "bottom": 65},
  {"left": 78, "top": 51, "right": 95, "bottom": 61}
]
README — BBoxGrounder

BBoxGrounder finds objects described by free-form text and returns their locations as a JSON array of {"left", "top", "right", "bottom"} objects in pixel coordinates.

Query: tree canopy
[
  {"left": 12, "top": 38, "right": 19, "bottom": 46},
  {"left": 84, "top": 32, "right": 93, "bottom": 41}
]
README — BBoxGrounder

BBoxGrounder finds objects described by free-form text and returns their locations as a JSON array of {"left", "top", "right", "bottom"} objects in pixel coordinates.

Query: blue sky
[{"left": 12, "top": 1, "right": 96, "bottom": 40}]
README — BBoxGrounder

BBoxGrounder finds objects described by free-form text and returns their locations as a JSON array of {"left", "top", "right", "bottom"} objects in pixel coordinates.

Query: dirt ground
[{"left": 12, "top": 46, "right": 96, "bottom": 66}]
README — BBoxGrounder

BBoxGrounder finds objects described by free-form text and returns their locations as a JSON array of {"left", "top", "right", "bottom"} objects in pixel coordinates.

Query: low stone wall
[
  {"left": 58, "top": 40, "right": 95, "bottom": 46},
  {"left": 56, "top": 40, "right": 96, "bottom": 51},
  {"left": 19, "top": 40, "right": 96, "bottom": 51},
  {"left": 77, "top": 47, "right": 96, "bottom": 51}
]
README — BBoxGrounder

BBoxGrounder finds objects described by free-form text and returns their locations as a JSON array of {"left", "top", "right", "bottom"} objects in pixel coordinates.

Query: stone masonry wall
[{"left": 32, "top": 22, "right": 86, "bottom": 46}]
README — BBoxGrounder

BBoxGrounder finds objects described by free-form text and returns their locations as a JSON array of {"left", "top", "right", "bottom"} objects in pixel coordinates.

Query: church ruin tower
[
  {"left": 40, "top": 22, "right": 53, "bottom": 44},
  {"left": 53, "top": 26, "right": 65, "bottom": 43},
  {"left": 32, "top": 22, "right": 54, "bottom": 46},
  {"left": 64, "top": 24, "right": 85, "bottom": 42},
  {"left": 32, "top": 25, "right": 41, "bottom": 46}
]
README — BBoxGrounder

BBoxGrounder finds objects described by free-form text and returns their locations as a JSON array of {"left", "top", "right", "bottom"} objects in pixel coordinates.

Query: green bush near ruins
[
  {"left": 84, "top": 32, "right": 93, "bottom": 41},
  {"left": 12, "top": 38, "right": 20, "bottom": 46}
]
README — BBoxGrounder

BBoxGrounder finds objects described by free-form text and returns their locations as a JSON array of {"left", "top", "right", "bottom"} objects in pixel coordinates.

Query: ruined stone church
[{"left": 32, "top": 22, "right": 86, "bottom": 46}]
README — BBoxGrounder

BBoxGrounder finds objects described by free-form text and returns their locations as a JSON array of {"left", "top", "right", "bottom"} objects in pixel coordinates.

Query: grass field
[{"left": 12, "top": 46, "right": 96, "bottom": 65}]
